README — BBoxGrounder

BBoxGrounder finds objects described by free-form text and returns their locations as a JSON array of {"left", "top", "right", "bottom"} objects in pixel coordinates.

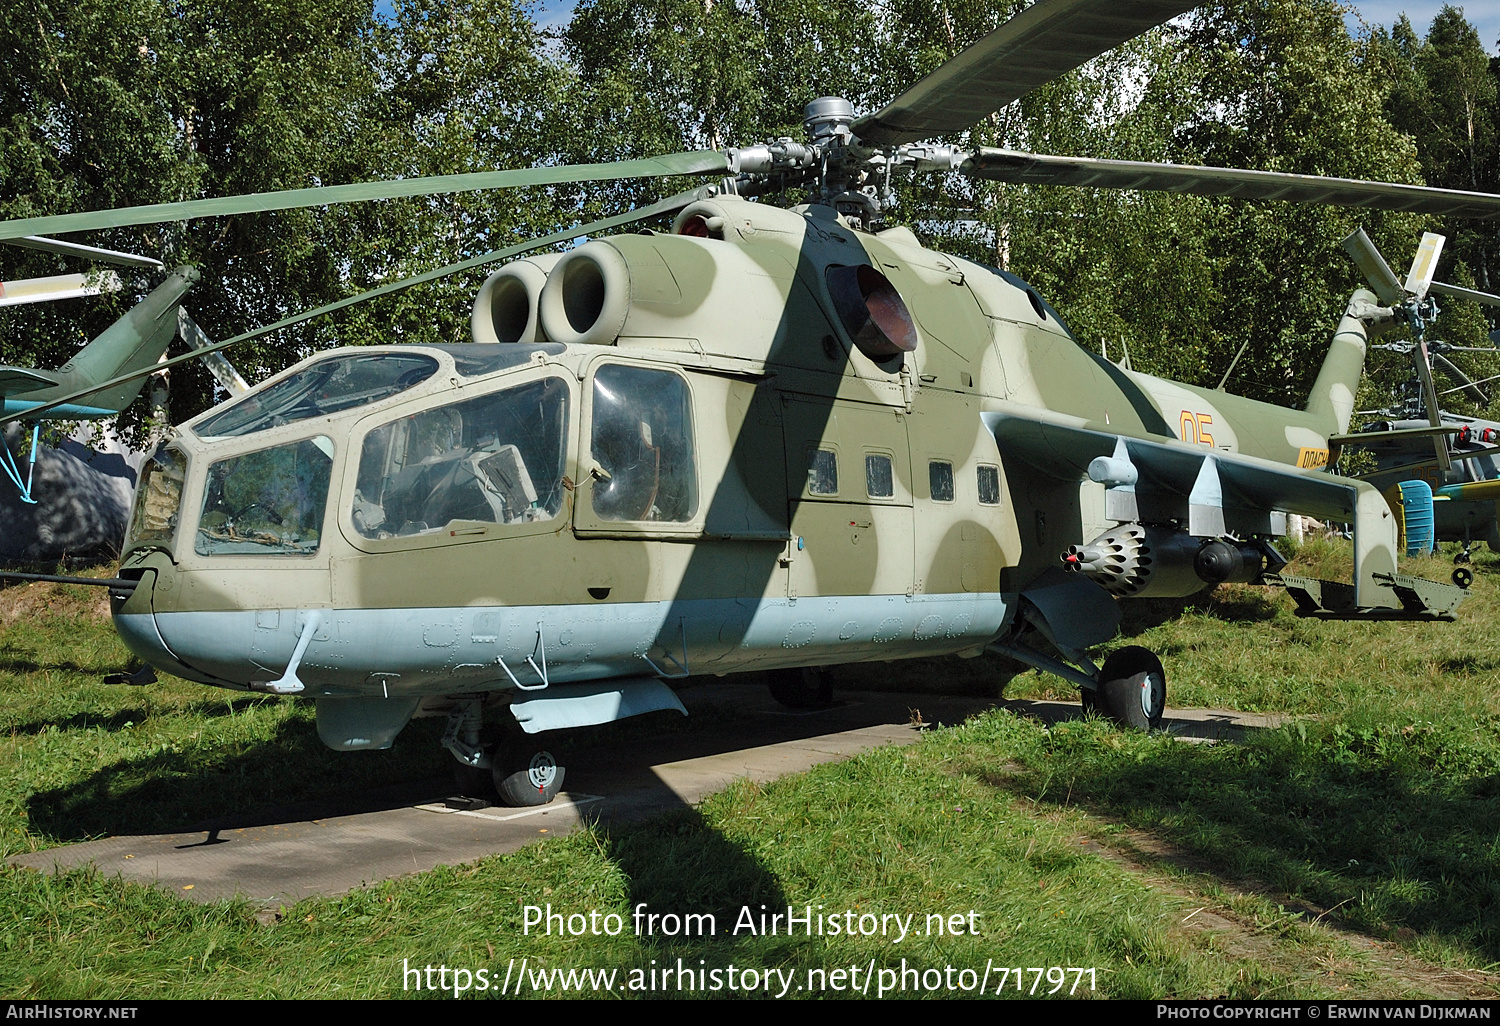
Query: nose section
[
  {"left": 111, "top": 566, "right": 175, "bottom": 666},
  {"left": 110, "top": 563, "right": 236, "bottom": 687}
]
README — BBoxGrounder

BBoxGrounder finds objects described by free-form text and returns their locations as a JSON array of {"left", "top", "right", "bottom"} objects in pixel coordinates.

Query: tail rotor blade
[
  {"left": 1414, "top": 341, "right": 1453, "bottom": 472},
  {"left": 1432, "top": 353, "right": 1489, "bottom": 406},
  {"left": 1403, "top": 232, "right": 1446, "bottom": 300},
  {"left": 177, "top": 309, "right": 251, "bottom": 396},
  {"left": 1430, "top": 280, "right": 1500, "bottom": 309},
  {"left": 1341, "top": 227, "right": 1405, "bottom": 305},
  {"left": 2, "top": 236, "right": 164, "bottom": 270},
  {"left": 0, "top": 271, "right": 122, "bottom": 307}
]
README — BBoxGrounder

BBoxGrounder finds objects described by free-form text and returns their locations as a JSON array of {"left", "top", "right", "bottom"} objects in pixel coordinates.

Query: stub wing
[{"left": 982, "top": 406, "right": 1467, "bottom": 620}]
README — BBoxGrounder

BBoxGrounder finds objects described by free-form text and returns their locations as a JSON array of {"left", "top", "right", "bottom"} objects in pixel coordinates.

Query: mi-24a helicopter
[{"left": 3, "top": 0, "right": 1497, "bottom": 807}]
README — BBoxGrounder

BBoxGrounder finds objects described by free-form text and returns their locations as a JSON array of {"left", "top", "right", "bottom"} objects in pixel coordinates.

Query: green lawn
[{"left": 2, "top": 541, "right": 1498, "bottom": 998}]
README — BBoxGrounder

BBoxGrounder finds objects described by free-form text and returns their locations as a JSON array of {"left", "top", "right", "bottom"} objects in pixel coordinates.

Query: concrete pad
[{"left": 10, "top": 684, "right": 1287, "bottom": 907}]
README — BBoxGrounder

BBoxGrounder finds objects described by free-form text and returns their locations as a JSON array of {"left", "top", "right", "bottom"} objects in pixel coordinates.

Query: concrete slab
[{"left": 10, "top": 684, "right": 1287, "bottom": 907}]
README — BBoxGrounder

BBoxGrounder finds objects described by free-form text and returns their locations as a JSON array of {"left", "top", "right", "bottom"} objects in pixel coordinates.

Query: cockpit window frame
[
  {"left": 574, "top": 358, "right": 706, "bottom": 540},
  {"left": 191, "top": 352, "right": 442, "bottom": 440}
]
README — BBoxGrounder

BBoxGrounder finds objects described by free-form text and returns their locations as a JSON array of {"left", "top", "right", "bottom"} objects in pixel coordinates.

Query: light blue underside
[{"left": 116, "top": 592, "right": 1011, "bottom": 698}]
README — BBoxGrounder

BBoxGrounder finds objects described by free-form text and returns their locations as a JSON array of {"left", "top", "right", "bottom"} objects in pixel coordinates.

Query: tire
[
  {"left": 493, "top": 746, "right": 565, "bottom": 807},
  {"left": 767, "top": 667, "right": 834, "bottom": 709},
  {"left": 1097, "top": 646, "right": 1166, "bottom": 731}
]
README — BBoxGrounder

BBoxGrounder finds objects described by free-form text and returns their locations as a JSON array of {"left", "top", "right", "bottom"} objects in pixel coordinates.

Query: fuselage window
[
  {"left": 590, "top": 365, "right": 698, "bottom": 522},
  {"left": 866, "top": 453, "right": 893, "bottom": 498},
  {"left": 977, "top": 464, "right": 1000, "bottom": 505},
  {"left": 807, "top": 449, "right": 839, "bottom": 496},
  {"left": 353, "top": 377, "right": 570, "bottom": 538},
  {"left": 128, "top": 446, "right": 187, "bottom": 550},
  {"left": 929, "top": 460, "right": 955, "bottom": 503}
]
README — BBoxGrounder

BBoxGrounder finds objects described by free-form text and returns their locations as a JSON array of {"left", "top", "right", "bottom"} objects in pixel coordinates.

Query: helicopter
[
  {"left": 1, "top": 0, "right": 1496, "bottom": 808},
  {"left": 0, "top": 235, "right": 249, "bottom": 506},
  {"left": 1328, "top": 229, "right": 1500, "bottom": 573}
]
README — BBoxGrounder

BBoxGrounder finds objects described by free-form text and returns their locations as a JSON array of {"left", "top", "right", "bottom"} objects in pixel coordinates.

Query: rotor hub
[{"left": 803, "top": 97, "right": 855, "bottom": 146}]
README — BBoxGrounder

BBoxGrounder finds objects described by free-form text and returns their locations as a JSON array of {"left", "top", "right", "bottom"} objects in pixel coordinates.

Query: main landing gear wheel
[
  {"left": 494, "top": 745, "right": 565, "bottom": 807},
  {"left": 767, "top": 667, "right": 834, "bottom": 709},
  {"left": 1097, "top": 646, "right": 1166, "bottom": 731}
]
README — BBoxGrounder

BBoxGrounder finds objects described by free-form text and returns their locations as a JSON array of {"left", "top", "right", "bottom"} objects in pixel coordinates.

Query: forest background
[{"left": 0, "top": 0, "right": 1496, "bottom": 441}]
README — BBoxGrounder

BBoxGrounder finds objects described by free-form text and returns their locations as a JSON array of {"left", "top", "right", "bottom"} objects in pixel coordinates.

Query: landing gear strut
[{"left": 443, "top": 699, "right": 566, "bottom": 807}]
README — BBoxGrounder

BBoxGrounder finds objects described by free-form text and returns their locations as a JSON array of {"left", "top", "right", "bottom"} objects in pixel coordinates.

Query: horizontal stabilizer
[{"left": 0, "top": 367, "right": 60, "bottom": 396}]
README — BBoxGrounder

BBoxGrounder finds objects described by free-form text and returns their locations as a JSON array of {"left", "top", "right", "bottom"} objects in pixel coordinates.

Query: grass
[{"left": 2, "top": 540, "right": 1500, "bottom": 997}]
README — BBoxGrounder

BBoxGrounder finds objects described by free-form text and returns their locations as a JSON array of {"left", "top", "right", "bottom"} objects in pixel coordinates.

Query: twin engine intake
[
  {"left": 470, "top": 241, "right": 633, "bottom": 347},
  {"left": 1061, "top": 524, "right": 1276, "bottom": 598}
]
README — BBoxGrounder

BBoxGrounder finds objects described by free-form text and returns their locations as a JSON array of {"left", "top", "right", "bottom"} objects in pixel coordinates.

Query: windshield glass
[
  {"left": 196, "top": 437, "right": 333, "bottom": 555},
  {"left": 127, "top": 446, "right": 186, "bottom": 550},
  {"left": 195, "top": 353, "right": 438, "bottom": 438},
  {"left": 352, "top": 377, "right": 570, "bottom": 539}
]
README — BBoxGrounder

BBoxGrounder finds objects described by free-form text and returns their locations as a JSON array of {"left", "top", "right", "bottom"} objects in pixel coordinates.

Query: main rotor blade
[
  {"left": 1432, "top": 353, "right": 1489, "bottom": 405},
  {"left": 965, "top": 149, "right": 1500, "bottom": 220},
  {"left": 0, "top": 187, "right": 712, "bottom": 427},
  {"left": 0, "top": 152, "right": 731, "bottom": 242},
  {"left": 3, "top": 236, "right": 164, "bottom": 269},
  {"left": 854, "top": 0, "right": 1199, "bottom": 148}
]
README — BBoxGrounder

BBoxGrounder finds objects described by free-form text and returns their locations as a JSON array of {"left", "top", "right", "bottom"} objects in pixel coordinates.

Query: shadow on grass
[
  {"left": 6, "top": 707, "right": 152, "bottom": 737},
  {"left": 0, "top": 651, "right": 116, "bottom": 676},
  {"left": 1117, "top": 586, "right": 1285, "bottom": 637},
  {"left": 26, "top": 716, "right": 452, "bottom": 842},
  {"left": 590, "top": 796, "right": 793, "bottom": 980},
  {"left": 1438, "top": 654, "right": 1500, "bottom": 675},
  {"left": 975, "top": 720, "right": 1500, "bottom": 958}
]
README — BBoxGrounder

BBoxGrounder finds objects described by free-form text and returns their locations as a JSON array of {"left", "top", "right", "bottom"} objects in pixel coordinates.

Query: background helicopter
[
  {"left": 1331, "top": 228, "right": 1500, "bottom": 573},
  {"left": 1, "top": 0, "right": 1497, "bottom": 808},
  {"left": 0, "top": 236, "right": 248, "bottom": 562}
]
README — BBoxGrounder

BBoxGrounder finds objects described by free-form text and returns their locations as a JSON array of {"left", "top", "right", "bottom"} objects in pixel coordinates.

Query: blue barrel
[{"left": 1397, "top": 480, "right": 1436, "bottom": 555}]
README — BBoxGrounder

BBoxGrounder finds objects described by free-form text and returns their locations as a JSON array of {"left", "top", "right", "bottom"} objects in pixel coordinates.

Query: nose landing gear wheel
[
  {"left": 494, "top": 746, "right": 565, "bottom": 807},
  {"left": 1097, "top": 646, "right": 1166, "bottom": 731}
]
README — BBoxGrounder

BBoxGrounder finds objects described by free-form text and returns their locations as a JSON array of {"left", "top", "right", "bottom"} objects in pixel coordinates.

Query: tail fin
[
  {"left": 50, "top": 265, "right": 199, "bottom": 414},
  {"left": 1304, "top": 288, "right": 1394, "bottom": 438}
]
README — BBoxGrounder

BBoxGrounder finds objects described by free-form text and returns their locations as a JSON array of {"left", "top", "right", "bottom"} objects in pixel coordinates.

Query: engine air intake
[
  {"left": 539, "top": 242, "right": 631, "bottom": 346},
  {"left": 826, "top": 264, "right": 918, "bottom": 360}
]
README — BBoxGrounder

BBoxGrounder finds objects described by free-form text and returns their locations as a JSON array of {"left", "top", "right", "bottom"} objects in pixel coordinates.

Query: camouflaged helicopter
[
  {"left": 1328, "top": 229, "right": 1500, "bottom": 572},
  {"left": 3, "top": 0, "right": 1499, "bottom": 807}
]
